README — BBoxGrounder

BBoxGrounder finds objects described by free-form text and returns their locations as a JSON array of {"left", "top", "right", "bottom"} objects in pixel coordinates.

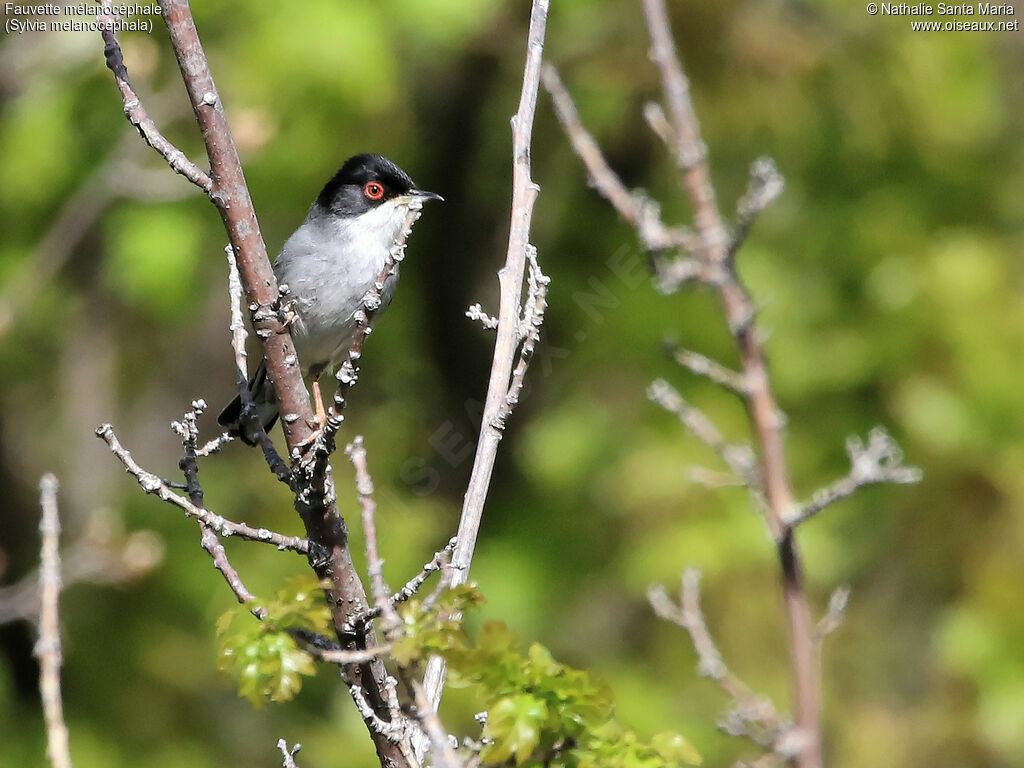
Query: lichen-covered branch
[
  {"left": 788, "top": 428, "right": 922, "bottom": 527},
  {"left": 95, "top": 423, "right": 309, "bottom": 554},
  {"left": 424, "top": 0, "right": 551, "bottom": 711},
  {"left": 98, "top": 7, "right": 410, "bottom": 762},
  {"left": 649, "top": 569, "right": 790, "bottom": 754},
  {"left": 98, "top": 16, "right": 212, "bottom": 193}
]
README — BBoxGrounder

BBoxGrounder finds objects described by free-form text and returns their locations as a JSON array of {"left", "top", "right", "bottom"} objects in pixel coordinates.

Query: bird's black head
[{"left": 314, "top": 154, "right": 441, "bottom": 216}]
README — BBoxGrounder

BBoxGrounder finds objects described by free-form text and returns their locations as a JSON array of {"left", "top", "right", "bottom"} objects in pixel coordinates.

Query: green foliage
[
  {"left": 397, "top": 587, "right": 700, "bottom": 767},
  {"left": 216, "top": 575, "right": 332, "bottom": 707}
]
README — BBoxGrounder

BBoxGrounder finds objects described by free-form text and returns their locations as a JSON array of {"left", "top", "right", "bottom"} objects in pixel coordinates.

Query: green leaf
[
  {"left": 483, "top": 694, "right": 548, "bottom": 765},
  {"left": 651, "top": 732, "right": 702, "bottom": 766}
]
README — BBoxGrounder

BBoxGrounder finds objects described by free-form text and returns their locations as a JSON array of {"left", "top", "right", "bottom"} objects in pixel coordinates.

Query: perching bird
[{"left": 218, "top": 154, "right": 442, "bottom": 443}]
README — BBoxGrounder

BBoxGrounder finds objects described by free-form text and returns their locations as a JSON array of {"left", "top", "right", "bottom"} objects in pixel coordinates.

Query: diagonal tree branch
[
  {"left": 95, "top": 423, "right": 309, "bottom": 554},
  {"left": 98, "top": 8, "right": 409, "bottom": 764},
  {"left": 99, "top": 16, "right": 212, "bottom": 193},
  {"left": 422, "top": 0, "right": 551, "bottom": 713}
]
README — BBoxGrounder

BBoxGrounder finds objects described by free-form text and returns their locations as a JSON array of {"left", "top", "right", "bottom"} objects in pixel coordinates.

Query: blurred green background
[{"left": 2, "top": 1, "right": 1023, "bottom": 766}]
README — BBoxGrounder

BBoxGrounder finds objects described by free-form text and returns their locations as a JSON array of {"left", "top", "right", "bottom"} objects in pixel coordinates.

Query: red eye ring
[{"left": 364, "top": 181, "right": 385, "bottom": 200}]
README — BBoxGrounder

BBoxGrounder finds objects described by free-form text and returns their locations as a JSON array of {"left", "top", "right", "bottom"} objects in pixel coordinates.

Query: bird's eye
[{"left": 363, "top": 182, "right": 385, "bottom": 200}]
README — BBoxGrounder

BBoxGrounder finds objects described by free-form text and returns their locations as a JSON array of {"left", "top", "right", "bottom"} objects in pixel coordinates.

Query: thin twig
[
  {"left": 465, "top": 304, "right": 499, "bottom": 330},
  {"left": 788, "top": 428, "right": 922, "bottom": 527},
  {"left": 346, "top": 437, "right": 392, "bottom": 612},
  {"left": 729, "top": 158, "right": 785, "bottom": 259},
  {"left": 498, "top": 246, "right": 550, "bottom": 427},
  {"left": 276, "top": 739, "right": 302, "bottom": 768},
  {"left": 647, "top": 379, "right": 757, "bottom": 483},
  {"left": 35, "top": 474, "right": 73, "bottom": 768},
  {"left": 542, "top": 66, "right": 695, "bottom": 254},
  {"left": 348, "top": 537, "right": 458, "bottom": 629},
  {"left": 649, "top": 569, "right": 788, "bottom": 751},
  {"left": 815, "top": 585, "right": 851, "bottom": 643},
  {"left": 174, "top": 400, "right": 260, "bottom": 610},
  {"left": 425, "top": 0, "right": 551, "bottom": 712},
  {"left": 98, "top": 18, "right": 212, "bottom": 193},
  {"left": 305, "top": 644, "right": 392, "bottom": 666},
  {"left": 668, "top": 345, "right": 748, "bottom": 394},
  {"left": 95, "top": 423, "right": 309, "bottom": 554}
]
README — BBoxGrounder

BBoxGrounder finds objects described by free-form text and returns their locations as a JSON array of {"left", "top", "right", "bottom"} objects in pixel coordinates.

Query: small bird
[{"left": 218, "top": 154, "right": 442, "bottom": 443}]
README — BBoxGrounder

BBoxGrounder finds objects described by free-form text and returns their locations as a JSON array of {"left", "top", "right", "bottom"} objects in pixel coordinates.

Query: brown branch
[
  {"left": 35, "top": 474, "right": 73, "bottom": 768},
  {"left": 424, "top": 0, "right": 551, "bottom": 711},
  {"left": 542, "top": 65, "right": 695, "bottom": 255},
  {"left": 639, "top": 1, "right": 821, "bottom": 763},
  {"left": 99, "top": 7, "right": 408, "bottom": 763}
]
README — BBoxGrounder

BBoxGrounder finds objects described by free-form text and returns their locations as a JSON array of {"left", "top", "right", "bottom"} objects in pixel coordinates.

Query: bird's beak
[{"left": 409, "top": 189, "right": 444, "bottom": 203}]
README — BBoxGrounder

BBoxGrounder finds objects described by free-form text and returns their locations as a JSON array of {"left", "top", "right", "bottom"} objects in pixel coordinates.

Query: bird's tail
[{"left": 217, "top": 360, "right": 280, "bottom": 445}]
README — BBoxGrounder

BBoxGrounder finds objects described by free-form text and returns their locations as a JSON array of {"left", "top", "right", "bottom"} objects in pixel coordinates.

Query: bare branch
[
  {"left": 788, "top": 428, "right": 923, "bottom": 527},
  {"left": 640, "top": 2, "right": 821, "bottom": 762},
  {"left": 647, "top": 379, "right": 757, "bottom": 483},
  {"left": 345, "top": 437, "right": 391, "bottom": 612},
  {"left": 411, "top": 678, "right": 463, "bottom": 768},
  {"left": 307, "top": 644, "right": 392, "bottom": 666},
  {"left": 816, "top": 585, "right": 851, "bottom": 642},
  {"left": 425, "top": 0, "right": 550, "bottom": 710},
  {"left": 649, "top": 569, "right": 787, "bottom": 751},
  {"left": 350, "top": 683, "right": 408, "bottom": 742},
  {"left": 729, "top": 158, "right": 785, "bottom": 259},
  {"left": 174, "top": 400, "right": 261, "bottom": 610},
  {"left": 669, "top": 345, "right": 748, "bottom": 394},
  {"left": 465, "top": 304, "right": 499, "bottom": 330},
  {"left": 98, "top": 17, "right": 212, "bottom": 193},
  {"left": 348, "top": 537, "right": 458, "bottom": 629},
  {"left": 95, "top": 423, "right": 309, "bottom": 554},
  {"left": 35, "top": 474, "right": 73, "bottom": 768},
  {"left": 543, "top": 65, "right": 695, "bottom": 254},
  {"left": 276, "top": 740, "right": 302, "bottom": 768}
]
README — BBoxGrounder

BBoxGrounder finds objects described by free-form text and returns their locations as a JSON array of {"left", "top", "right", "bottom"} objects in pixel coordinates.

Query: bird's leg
[{"left": 309, "top": 364, "right": 328, "bottom": 429}]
